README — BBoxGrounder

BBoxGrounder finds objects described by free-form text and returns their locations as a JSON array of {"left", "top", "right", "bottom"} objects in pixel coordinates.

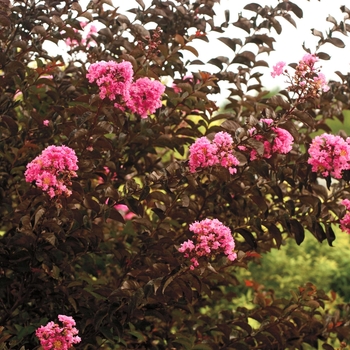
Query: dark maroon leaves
[
  {"left": 325, "top": 37, "right": 345, "bottom": 48},
  {"left": 235, "top": 228, "right": 257, "bottom": 249},
  {"left": 290, "top": 219, "right": 305, "bottom": 245},
  {"left": 2, "top": 1, "right": 350, "bottom": 349}
]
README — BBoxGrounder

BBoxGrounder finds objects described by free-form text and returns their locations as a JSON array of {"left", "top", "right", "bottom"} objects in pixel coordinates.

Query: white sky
[
  {"left": 114, "top": 1, "right": 350, "bottom": 88},
  {"left": 224, "top": 0, "right": 350, "bottom": 88},
  {"left": 52, "top": 0, "right": 350, "bottom": 96},
  {"left": 188, "top": 0, "right": 350, "bottom": 90}
]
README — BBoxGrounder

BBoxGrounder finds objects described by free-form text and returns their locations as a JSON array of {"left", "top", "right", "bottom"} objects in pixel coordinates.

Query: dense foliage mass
[{"left": 2, "top": 0, "right": 350, "bottom": 349}]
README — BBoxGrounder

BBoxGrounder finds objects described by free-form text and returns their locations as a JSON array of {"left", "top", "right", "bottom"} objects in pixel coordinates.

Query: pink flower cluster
[
  {"left": 25, "top": 145, "right": 78, "bottom": 198},
  {"left": 179, "top": 218, "right": 237, "bottom": 270},
  {"left": 271, "top": 61, "right": 286, "bottom": 78},
  {"left": 126, "top": 77, "right": 165, "bottom": 117},
  {"left": 86, "top": 60, "right": 133, "bottom": 102},
  {"left": 271, "top": 53, "right": 330, "bottom": 97},
  {"left": 87, "top": 60, "right": 165, "bottom": 118},
  {"left": 188, "top": 131, "right": 240, "bottom": 174},
  {"left": 308, "top": 133, "right": 350, "bottom": 179},
  {"left": 296, "top": 54, "right": 330, "bottom": 93},
  {"left": 35, "top": 315, "right": 81, "bottom": 350},
  {"left": 249, "top": 118, "right": 294, "bottom": 160},
  {"left": 340, "top": 199, "right": 350, "bottom": 234}
]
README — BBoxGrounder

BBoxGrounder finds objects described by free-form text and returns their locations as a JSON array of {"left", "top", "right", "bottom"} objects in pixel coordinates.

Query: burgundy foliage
[{"left": 2, "top": 0, "right": 350, "bottom": 349}]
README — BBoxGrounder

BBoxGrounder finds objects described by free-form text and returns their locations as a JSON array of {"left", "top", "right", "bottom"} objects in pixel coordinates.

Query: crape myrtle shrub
[{"left": 2, "top": 0, "right": 350, "bottom": 349}]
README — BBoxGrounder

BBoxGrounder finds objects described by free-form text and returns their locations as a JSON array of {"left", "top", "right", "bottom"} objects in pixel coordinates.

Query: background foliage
[
  {"left": 2, "top": 0, "right": 350, "bottom": 349},
  {"left": 236, "top": 229, "right": 350, "bottom": 300}
]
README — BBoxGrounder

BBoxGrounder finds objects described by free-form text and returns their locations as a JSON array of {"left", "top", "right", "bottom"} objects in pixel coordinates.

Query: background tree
[{"left": 1, "top": 0, "right": 350, "bottom": 349}]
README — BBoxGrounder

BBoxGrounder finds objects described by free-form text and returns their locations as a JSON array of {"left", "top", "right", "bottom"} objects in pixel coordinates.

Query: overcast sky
[
  {"left": 184, "top": 0, "right": 350, "bottom": 90},
  {"left": 60, "top": 0, "right": 350, "bottom": 95},
  {"left": 111, "top": 1, "right": 350, "bottom": 89},
  {"left": 221, "top": 0, "right": 350, "bottom": 87}
]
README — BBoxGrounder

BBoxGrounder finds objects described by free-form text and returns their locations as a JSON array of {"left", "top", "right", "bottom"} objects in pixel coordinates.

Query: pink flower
[
  {"left": 248, "top": 119, "right": 294, "bottom": 159},
  {"left": 308, "top": 133, "right": 350, "bottom": 179},
  {"left": 189, "top": 132, "right": 239, "bottom": 174},
  {"left": 25, "top": 145, "right": 78, "bottom": 198},
  {"left": 301, "top": 53, "right": 319, "bottom": 67},
  {"left": 13, "top": 89, "right": 23, "bottom": 100},
  {"left": 213, "top": 132, "right": 240, "bottom": 174},
  {"left": 125, "top": 77, "right": 165, "bottom": 118},
  {"left": 65, "top": 28, "right": 80, "bottom": 47},
  {"left": 271, "top": 61, "right": 286, "bottom": 78},
  {"left": 172, "top": 82, "right": 182, "bottom": 93},
  {"left": 314, "top": 72, "right": 330, "bottom": 92},
  {"left": 340, "top": 199, "right": 350, "bottom": 234},
  {"left": 87, "top": 61, "right": 165, "bottom": 117},
  {"left": 178, "top": 239, "right": 195, "bottom": 258},
  {"left": 114, "top": 204, "right": 135, "bottom": 220},
  {"left": 65, "top": 22, "right": 97, "bottom": 48},
  {"left": 260, "top": 118, "right": 273, "bottom": 126},
  {"left": 98, "top": 166, "right": 117, "bottom": 184},
  {"left": 189, "top": 137, "right": 218, "bottom": 172},
  {"left": 58, "top": 315, "right": 77, "bottom": 328},
  {"left": 272, "top": 54, "right": 329, "bottom": 98},
  {"left": 83, "top": 24, "right": 97, "bottom": 48},
  {"left": 36, "top": 315, "right": 81, "bottom": 350},
  {"left": 43, "top": 120, "right": 49, "bottom": 126},
  {"left": 87, "top": 60, "right": 134, "bottom": 102},
  {"left": 172, "top": 74, "right": 196, "bottom": 93},
  {"left": 179, "top": 218, "right": 237, "bottom": 269},
  {"left": 293, "top": 53, "right": 329, "bottom": 97},
  {"left": 271, "top": 127, "right": 294, "bottom": 154},
  {"left": 238, "top": 145, "right": 248, "bottom": 152}
]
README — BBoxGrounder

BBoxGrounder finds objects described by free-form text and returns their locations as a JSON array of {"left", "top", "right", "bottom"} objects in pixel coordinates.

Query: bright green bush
[{"left": 239, "top": 228, "right": 350, "bottom": 300}]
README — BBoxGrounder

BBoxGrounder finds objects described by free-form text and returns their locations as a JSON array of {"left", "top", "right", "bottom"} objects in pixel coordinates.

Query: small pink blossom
[
  {"left": 271, "top": 127, "right": 294, "bottom": 154},
  {"left": 301, "top": 53, "right": 319, "bottom": 67},
  {"left": 273, "top": 53, "right": 329, "bottom": 98},
  {"left": 238, "top": 145, "right": 248, "bottom": 152},
  {"left": 248, "top": 119, "right": 294, "bottom": 159},
  {"left": 314, "top": 72, "right": 330, "bottom": 92},
  {"left": 340, "top": 199, "right": 350, "bottom": 234},
  {"left": 25, "top": 145, "right": 78, "bottom": 198},
  {"left": 308, "top": 133, "right": 350, "bottom": 179},
  {"left": 125, "top": 77, "right": 165, "bottom": 118},
  {"left": 36, "top": 315, "right": 81, "bottom": 350},
  {"left": 13, "top": 89, "right": 23, "bottom": 100},
  {"left": 179, "top": 218, "right": 237, "bottom": 269},
  {"left": 297, "top": 54, "right": 329, "bottom": 97},
  {"left": 189, "top": 137, "right": 218, "bottom": 171},
  {"left": 172, "top": 74, "right": 196, "bottom": 93},
  {"left": 271, "top": 61, "right": 286, "bottom": 78},
  {"left": 98, "top": 166, "right": 117, "bottom": 184},
  {"left": 189, "top": 132, "right": 239, "bottom": 174},
  {"left": 114, "top": 204, "right": 135, "bottom": 220},
  {"left": 43, "top": 120, "right": 49, "bottom": 126},
  {"left": 172, "top": 82, "right": 182, "bottom": 93},
  {"left": 65, "top": 28, "right": 80, "bottom": 47},
  {"left": 260, "top": 118, "right": 273, "bottom": 126},
  {"left": 65, "top": 22, "right": 97, "bottom": 48}
]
